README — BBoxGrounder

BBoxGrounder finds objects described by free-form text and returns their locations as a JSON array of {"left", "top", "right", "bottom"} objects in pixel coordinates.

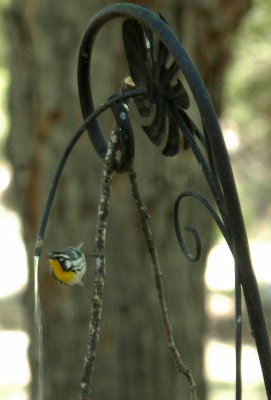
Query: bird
[{"left": 48, "top": 243, "right": 86, "bottom": 286}]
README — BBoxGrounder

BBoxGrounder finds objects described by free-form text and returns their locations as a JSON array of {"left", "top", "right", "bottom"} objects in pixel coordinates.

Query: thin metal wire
[{"left": 235, "top": 265, "right": 242, "bottom": 400}]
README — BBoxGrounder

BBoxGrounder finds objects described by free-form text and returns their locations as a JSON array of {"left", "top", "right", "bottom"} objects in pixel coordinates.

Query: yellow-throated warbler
[{"left": 48, "top": 243, "right": 86, "bottom": 286}]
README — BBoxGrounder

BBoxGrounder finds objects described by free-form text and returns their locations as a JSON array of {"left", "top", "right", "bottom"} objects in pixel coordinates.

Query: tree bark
[{"left": 6, "top": 1, "right": 249, "bottom": 399}]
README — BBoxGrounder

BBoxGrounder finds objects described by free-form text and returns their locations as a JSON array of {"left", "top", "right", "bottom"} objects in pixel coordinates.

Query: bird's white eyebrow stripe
[{"left": 58, "top": 253, "right": 69, "bottom": 259}]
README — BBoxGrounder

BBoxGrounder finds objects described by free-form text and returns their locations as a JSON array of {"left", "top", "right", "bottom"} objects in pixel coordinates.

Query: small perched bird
[{"left": 48, "top": 243, "right": 86, "bottom": 286}]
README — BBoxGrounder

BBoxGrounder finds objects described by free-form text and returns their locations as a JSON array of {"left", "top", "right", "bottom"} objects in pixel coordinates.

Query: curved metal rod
[
  {"left": 175, "top": 191, "right": 242, "bottom": 398},
  {"left": 168, "top": 106, "right": 230, "bottom": 230},
  {"left": 174, "top": 190, "right": 231, "bottom": 262},
  {"left": 110, "top": 97, "right": 135, "bottom": 172},
  {"left": 34, "top": 89, "right": 145, "bottom": 258},
  {"left": 77, "top": 3, "right": 271, "bottom": 396}
]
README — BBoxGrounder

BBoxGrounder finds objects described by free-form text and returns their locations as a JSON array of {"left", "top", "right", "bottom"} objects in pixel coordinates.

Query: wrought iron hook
[
  {"left": 33, "top": 4, "right": 271, "bottom": 400},
  {"left": 174, "top": 190, "right": 231, "bottom": 262},
  {"left": 77, "top": 4, "right": 271, "bottom": 397}
]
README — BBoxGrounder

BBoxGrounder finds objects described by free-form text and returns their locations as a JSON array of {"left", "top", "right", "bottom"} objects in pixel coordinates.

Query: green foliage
[{"left": 223, "top": 0, "right": 271, "bottom": 240}]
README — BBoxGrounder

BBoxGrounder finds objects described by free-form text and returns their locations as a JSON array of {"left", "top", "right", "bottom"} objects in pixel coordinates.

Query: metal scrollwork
[
  {"left": 174, "top": 190, "right": 230, "bottom": 262},
  {"left": 76, "top": 4, "right": 271, "bottom": 397},
  {"left": 35, "top": 3, "right": 271, "bottom": 399}
]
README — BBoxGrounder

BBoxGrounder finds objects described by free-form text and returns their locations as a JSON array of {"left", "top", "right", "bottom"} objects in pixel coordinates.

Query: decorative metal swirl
[
  {"left": 174, "top": 190, "right": 231, "bottom": 262},
  {"left": 122, "top": 18, "right": 190, "bottom": 156},
  {"left": 76, "top": 4, "right": 271, "bottom": 397},
  {"left": 33, "top": 4, "right": 271, "bottom": 399}
]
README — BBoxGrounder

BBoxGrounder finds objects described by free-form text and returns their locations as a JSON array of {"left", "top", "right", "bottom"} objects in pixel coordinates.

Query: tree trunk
[{"left": 6, "top": 1, "right": 249, "bottom": 399}]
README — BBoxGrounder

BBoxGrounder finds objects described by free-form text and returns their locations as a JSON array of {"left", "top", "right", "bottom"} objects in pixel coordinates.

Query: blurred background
[{"left": 0, "top": 0, "right": 270, "bottom": 399}]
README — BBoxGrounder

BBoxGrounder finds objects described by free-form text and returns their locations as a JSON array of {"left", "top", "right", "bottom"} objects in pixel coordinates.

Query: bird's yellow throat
[{"left": 49, "top": 259, "right": 75, "bottom": 284}]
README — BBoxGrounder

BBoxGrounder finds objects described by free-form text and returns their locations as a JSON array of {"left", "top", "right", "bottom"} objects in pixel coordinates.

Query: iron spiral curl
[
  {"left": 30, "top": 3, "right": 271, "bottom": 398},
  {"left": 174, "top": 190, "right": 231, "bottom": 262},
  {"left": 76, "top": 4, "right": 271, "bottom": 396}
]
